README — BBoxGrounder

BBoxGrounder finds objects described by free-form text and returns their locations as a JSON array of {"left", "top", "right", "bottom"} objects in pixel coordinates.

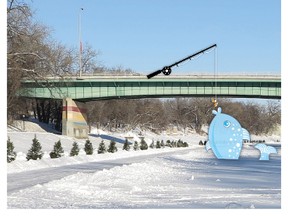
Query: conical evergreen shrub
[
  {"left": 133, "top": 141, "right": 139, "bottom": 151},
  {"left": 156, "top": 140, "right": 161, "bottom": 149},
  {"left": 84, "top": 139, "right": 94, "bottom": 155},
  {"left": 160, "top": 140, "right": 165, "bottom": 148},
  {"left": 98, "top": 140, "right": 106, "bottom": 154},
  {"left": 50, "top": 140, "right": 64, "bottom": 158},
  {"left": 7, "top": 137, "right": 17, "bottom": 163},
  {"left": 171, "top": 140, "right": 177, "bottom": 148},
  {"left": 149, "top": 140, "right": 155, "bottom": 149},
  {"left": 122, "top": 139, "right": 130, "bottom": 151},
  {"left": 26, "top": 135, "right": 44, "bottom": 161},
  {"left": 177, "top": 139, "right": 182, "bottom": 147},
  {"left": 140, "top": 138, "right": 148, "bottom": 150},
  {"left": 183, "top": 141, "right": 189, "bottom": 147},
  {"left": 70, "top": 141, "right": 80, "bottom": 156},
  {"left": 166, "top": 140, "right": 172, "bottom": 148},
  {"left": 108, "top": 140, "right": 118, "bottom": 153}
]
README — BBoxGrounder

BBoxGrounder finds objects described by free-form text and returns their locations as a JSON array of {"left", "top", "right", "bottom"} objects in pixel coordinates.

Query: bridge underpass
[{"left": 20, "top": 75, "right": 281, "bottom": 138}]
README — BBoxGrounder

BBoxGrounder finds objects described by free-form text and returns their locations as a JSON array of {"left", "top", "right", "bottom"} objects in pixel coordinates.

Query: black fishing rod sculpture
[{"left": 147, "top": 44, "right": 217, "bottom": 79}]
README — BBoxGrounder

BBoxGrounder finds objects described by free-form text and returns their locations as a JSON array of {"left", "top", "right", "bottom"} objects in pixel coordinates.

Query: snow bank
[
  {"left": 7, "top": 146, "right": 196, "bottom": 174},
  {"left": 7, "top": 121, "right": 281, "bottom": 209},
  {"left": 7, "top": 129, "right": 206, "bottom": 174},
  {"left": 7, "top": 144, "right": 281, "bottom": 209},
  {"left": 7, "top": 124, "right": 280, "bottom": 174},
  {"left": 8, "top": 119, "right": 60, "bottom": 133}
]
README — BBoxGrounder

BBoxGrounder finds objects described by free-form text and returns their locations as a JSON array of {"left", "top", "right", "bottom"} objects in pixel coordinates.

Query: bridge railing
[{"left": 20, "top": 74, "right": 281, "bottom": 100}]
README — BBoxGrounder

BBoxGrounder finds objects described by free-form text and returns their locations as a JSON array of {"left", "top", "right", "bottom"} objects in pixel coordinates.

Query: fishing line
[
  {"left": 211, "top": 46, "right": 218, "bottom": 108},
  {"left": 214, "top": 46, "right": 218, "bottom": 100}
]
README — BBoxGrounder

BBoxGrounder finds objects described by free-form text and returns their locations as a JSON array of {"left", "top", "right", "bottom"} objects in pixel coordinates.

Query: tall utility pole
[{"left": 78, "top": 8, "right": 84, "bottom": 77}]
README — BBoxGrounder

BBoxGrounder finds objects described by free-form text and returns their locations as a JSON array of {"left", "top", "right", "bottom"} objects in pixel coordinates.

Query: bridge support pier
[{"left": 62, "top": 98, "right": 89, "bottom": 139}]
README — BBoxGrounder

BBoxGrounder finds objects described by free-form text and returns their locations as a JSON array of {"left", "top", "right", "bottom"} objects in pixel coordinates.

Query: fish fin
[
  {"left": 267, "top": 146, "right": 277, "bottom": 154},
  {"left": 255, "top": 143, "right": 277, "bottom": 154},
  {"left": 254, "top": 143, "right": 265, "bottom": 149},
  {"left": 217, "top": 107, "right": 222, "bottom": 113},
  {"left": 212, "top": 107, "right": 222, "bottom": 115},
  {"left": 205, "top": 141, "right": 211, "bottom": 151},
  {"left": 242, "top": 128, "right": 250, "bottom": 141}
]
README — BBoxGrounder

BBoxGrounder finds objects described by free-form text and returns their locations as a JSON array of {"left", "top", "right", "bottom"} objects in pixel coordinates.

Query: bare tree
[
  {"left": 85, "top": 97, "right": 280, "bottom": 135},
  {"left": 7, "top": 1, "right": 98, "bottom": 123},
  {"left": 7, "top": 0, "right": 49, "bottom": 120},
  {"left": 78, "top": 43, "right": 100, "bottom": 75},
  {"left": 42, "top": 42, "right": 75, "bottom": 76}
]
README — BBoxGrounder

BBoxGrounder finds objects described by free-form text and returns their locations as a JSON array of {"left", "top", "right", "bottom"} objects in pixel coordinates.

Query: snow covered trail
[
  {"left": 7, "top": 145, "right": 281, "bottom": 209},
  {"left": 7, "top": 148, "right": 192, "bottom": 194}
]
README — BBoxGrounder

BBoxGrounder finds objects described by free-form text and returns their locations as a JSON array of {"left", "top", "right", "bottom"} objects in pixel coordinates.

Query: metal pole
[{"left": 79, "top": 8, "right": 83, "bottom": 77}]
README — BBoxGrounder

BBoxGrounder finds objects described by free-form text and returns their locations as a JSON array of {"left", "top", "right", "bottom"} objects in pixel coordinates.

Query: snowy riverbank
[
  {"left": 7, "top": 121, "right": 282, "bottom": 209},
  {"left": 7, "top": 143, "right": 281, "bottom": 209},
  {"left": 7, "top": 127, "right": 280, "bottom": 173}
]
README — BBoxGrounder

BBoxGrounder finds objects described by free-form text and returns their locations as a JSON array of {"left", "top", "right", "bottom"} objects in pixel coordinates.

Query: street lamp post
[{"left": 79, "top": 8, "right": 83, "bottom": 77}]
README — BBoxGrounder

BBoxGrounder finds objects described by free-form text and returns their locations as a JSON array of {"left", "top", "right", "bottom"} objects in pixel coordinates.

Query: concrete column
[{"left": 62, "top": 98, "right": 89, "bottom": 138}]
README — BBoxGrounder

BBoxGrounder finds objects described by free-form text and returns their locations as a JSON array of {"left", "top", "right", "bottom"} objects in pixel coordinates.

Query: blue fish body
[{"left": 207, "top": 107, "right": 248, "bottom": 160}]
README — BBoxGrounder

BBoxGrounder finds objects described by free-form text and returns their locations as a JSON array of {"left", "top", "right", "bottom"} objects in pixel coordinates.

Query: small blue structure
[
  {"left": 254, "top": 143, "right": 277, "bottom": 160},
  {"left": 206, "top": 107, "right": 250, "bottom": 160}
]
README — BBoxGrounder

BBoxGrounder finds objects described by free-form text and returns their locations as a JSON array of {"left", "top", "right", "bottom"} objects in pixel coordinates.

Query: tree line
[
  {"left": 7, "top": 135, "right": 189, "bottom": 163},
  {"left": 85, "top": 98, "right": 280, "bottom": 135},
  {"left": 14, "top": 97, "right": 280, "bottom": 135}
]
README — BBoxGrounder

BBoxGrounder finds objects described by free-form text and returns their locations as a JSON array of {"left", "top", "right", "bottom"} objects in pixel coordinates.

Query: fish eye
[{"left": 223, "top": 120, "right": 231, "bottom": 128}]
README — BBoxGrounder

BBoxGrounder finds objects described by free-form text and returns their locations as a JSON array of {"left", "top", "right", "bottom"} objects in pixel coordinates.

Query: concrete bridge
[
  {"left": 20, "top": 74, "right": 281, "bottom": 138},
  {"left": 21, "top": 74, "right": 281, "bottom": 100}
]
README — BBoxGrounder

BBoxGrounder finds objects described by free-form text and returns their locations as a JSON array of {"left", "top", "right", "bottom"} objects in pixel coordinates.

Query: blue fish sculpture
[
  {"left": 254, "top": 143, "right": 277, "bottom": 160},
  {"left": 206, "top": 107, "right": 250, "bottom": 160}
]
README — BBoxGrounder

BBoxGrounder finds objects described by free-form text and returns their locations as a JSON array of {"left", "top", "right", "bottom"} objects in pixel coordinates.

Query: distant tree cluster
[
  {"left": 219, "top": 100, "right": 281, "bottom": 135},
  {"left": 86, "top": 98, "right": 281, "bottom": 135},
  {"left": 148, "top": 139, "right": 189, "bottom": 149}
]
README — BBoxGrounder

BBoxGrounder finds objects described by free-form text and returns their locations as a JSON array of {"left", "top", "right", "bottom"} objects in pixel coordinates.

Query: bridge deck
[
  {"left": 22, "top": 74, "right": 281, "bottom": 82},
  {"left": 20, "top": 75, "right": 281, "bottom": 101}
]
